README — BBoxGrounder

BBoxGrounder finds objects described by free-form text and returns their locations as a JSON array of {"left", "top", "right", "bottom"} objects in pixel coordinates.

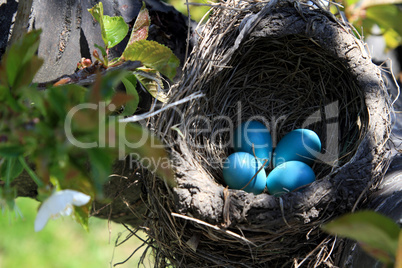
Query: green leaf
[
  {"left": 109, "top": 92, "right": 134, "bottom": 110},
  {"left": 0, "top": 157, "right": 24, "bottom": 185},
  {"left": 122, "top": 40, "right": 180, "bottom": 80},
  {"left": 19, "top": 156, "right": 43, "bottom": 187},
  {"left": 0, "top": 186, "right": 17, "bottom": 210},
  {"left": 103, "top": 15, "right": 129, "bottom": 48},
  {"left": 94, "top": 70, "right": 132, "bottom": 102},
  {"left": 121, "top": 75, "right": 139, "bottom": 116},
  {"left": 88, "top": 2, "right": 128, "bottom": 49},
  {"left": 88, "top": 3, "right": 108, "bottom": 48},
  {"left": 94, "top": 43, "right": 107, "bottom": 58},
  {"left": 396, "top": 230, "right": 402, "bottom": 268},
  {"left": 71, "top": 187, "right": 93, "bottom": 232},
  {"left": 0, "top": 29, "right": 42, "bottom": 89},
  {"left": 382, "top": 29, "right": 402, "bottom": 52},
  {"left": 0, "top": 85, "right": 8, "bottom": 100},
  {"left": 87, "top": 148, "right": 113, "bottom": 195},
  {"left": 14, "top": 57, "right": 44, "bottom": 89},
  {"left": 359, "top": 243, "right": 396, "bottom": 267},
  {"left": 345, "top": 0, "right": 360, "bottom": 6},
  {"left": 115, "top": 121, "right": 175, "bottom": 187},
  {"left": 365, "top": 5, "right": 402, "bottom": 50},
  {"left": 0, "top": 85, "right": 21, "bottom": 111},
  {"left": 322, "top": 211, "right": 400, "bottom": 265},
  {"left": 0, "top": 145, "right": 25, "bottom": 157},
  {"left": 46, "top": 87, "right": 69, "bottom": 120},
  {"left": 43, "top": 84, "right": 87, "bottom": 128},
  {"left": 126, "top": 3, "right": 150, "bottom": 45},
  {"left": 21, "top": 86, "right": 47, "bottom": 116},
  {"left": 135, "top": 70, "right": 168, "bottom": 103},
  {"left": 87, "top": 2, "right": 103, "bottom": 24},
  {"left": 74, "top": 205, "right": 90, "bottom": 232}
]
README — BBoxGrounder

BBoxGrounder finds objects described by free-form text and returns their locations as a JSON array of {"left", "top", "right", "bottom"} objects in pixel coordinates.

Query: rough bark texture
[
  {"left": 0, "top": 0, "right": 18, "bottom": 57},
  {"left": 0, "top": 0, "right": 195, "bottom": 81}
]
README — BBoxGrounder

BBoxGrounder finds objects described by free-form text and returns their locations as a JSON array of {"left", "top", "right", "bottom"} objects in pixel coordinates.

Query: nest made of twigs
[{"left": 139, "top": 0, "right": 393, "bottom": 267}]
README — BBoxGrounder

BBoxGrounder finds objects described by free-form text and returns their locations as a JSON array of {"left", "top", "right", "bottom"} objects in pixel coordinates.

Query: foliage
[
  {"left": 336, "top": 0, "right": 402, "bottom": 50},
  {"left": 88, "top": 2, "right": 128, "bottom": 49},
  {"left": 0, "top": 2, "right": 178, "bottom": 231},
  {"left": 322, "top": 210, "right": 402, "bottom": 268},
  {"left": 88, "top": 2, "right": 179, "bottom": 103}
]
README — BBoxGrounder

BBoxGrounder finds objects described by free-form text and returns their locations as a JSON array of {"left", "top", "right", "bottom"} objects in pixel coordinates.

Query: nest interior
[
  {"left": 142, "top": 1, "right": 392, "bottom": 267},
  {"left": 188, "top": 34, "right": 367, "bottom": 183}
]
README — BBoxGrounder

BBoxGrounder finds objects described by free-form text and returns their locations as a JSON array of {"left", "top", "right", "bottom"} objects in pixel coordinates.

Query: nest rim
[{"left": 143, "top": 1, "right": 393, "bottom": 267}]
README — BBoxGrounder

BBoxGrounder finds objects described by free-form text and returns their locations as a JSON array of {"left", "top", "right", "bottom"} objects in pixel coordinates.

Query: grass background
[{"left": 0, "top": 198, "right": 152, "bottom": 268}]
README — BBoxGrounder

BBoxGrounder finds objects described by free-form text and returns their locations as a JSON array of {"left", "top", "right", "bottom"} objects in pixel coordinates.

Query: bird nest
[{"left": 139, "top": 0, "right": 393, "bottom": 266}]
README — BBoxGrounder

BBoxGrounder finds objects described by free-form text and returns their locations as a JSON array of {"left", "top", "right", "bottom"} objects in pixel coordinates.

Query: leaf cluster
[
  {"left": 88, "top": 2, "right": 179, "bottom": 103},
  {"left": 0, "top": 2, "right": 177, "bottom": 230}
]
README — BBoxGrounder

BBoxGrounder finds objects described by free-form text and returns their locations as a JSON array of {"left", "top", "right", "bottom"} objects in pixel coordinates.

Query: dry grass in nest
[
  {"left": 136, "top": 0, "right": 393, "bottom": 267},
  {"left": 188, "top": 34, "right": 368, "bottom": 183}
]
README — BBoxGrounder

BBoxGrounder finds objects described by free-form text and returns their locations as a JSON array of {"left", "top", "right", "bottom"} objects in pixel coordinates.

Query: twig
[
  {"left": 119, "top": 92, "right": 204, "bottom": 123},
  {"left": 37, "top": 61, "right": 142, "bottom": 89},
  {"left": 185, "top": 0, "right": 191, "bottom": 62},
  {"left": 279, "top": 197, "right": 291, "bottom": 228},
  {"left": 186, "top": 2, "right": 248, "bottom": 11},
  {"left": 171, "top": 212, "right": 257, "bottom": 246},
  {"left": 222, "top": 186, "right": 231, "bottom": 227}
]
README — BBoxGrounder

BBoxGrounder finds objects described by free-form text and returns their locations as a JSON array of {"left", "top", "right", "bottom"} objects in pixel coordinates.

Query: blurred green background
[
  {"left": 0, "top": 198, "right": 151, "bottom": 268},
  {"left": 167, "top": 0, "right": 211, "bottom": 22}
]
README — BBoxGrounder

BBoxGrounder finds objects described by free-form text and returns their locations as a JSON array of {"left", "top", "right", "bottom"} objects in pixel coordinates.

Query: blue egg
[
  {"left": 233, "top": 121, "right": 273, "bottom": 166},
  {"left": 273, "top": 129, "right": 321, "bottom": 167},
  {"left": 222, "top": 152, "right": 267, "bottom": 195},
  {"left": 266, "top": 161, "right": 315, "bottom": 196}
]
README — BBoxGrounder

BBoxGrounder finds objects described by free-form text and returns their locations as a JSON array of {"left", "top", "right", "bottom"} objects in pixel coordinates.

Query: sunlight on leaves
[
  {"left": 135, "top": 70, "right": 168, "bottom": 103},
  {"left": 122, "top": 40, "right": 180, "bottom": 80},
  {"left": 103, "top": 15, "right": 129, "bottom": 48},
  {"left": 88, "top": 2, "right": 129, "bottom": 49}
]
